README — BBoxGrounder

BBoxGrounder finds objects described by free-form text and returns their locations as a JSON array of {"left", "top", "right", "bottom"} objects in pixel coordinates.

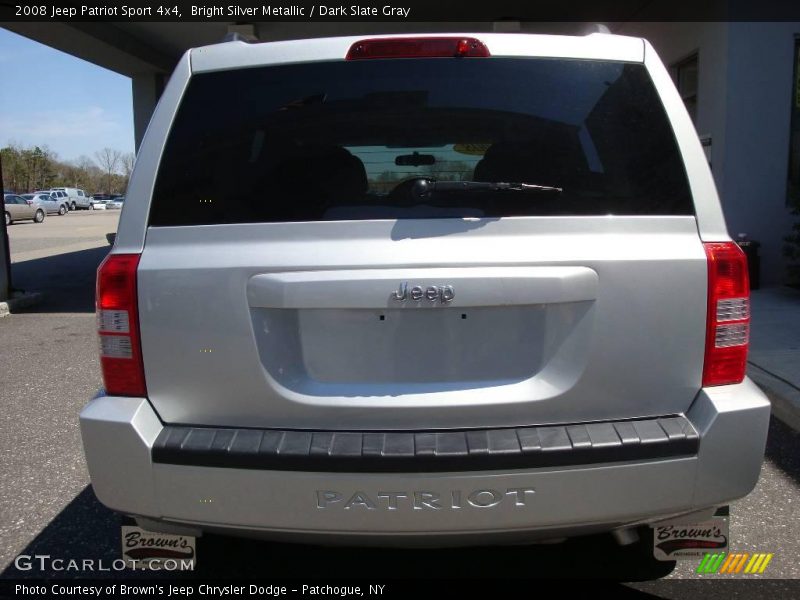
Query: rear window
[{"left": 150, "top": 58, "right": 693, "bottom": 226}]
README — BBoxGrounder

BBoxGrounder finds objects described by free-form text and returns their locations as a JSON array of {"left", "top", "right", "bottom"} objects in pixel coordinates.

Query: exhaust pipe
[{"left": 612, "top": 527, "right": 640, "bottom": 546}]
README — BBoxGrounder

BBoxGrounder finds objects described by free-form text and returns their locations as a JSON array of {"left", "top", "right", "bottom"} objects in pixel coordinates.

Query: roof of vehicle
[{"left": 189, "top": 32, "right": 645, "bottom": 74}]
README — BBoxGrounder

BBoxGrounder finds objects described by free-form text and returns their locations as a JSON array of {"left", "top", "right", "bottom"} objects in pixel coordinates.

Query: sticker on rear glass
[
  {"left": 453, "top": 143, "right": 491, "bottom": 156},
  {"left": 652, "top": 516, "right": 729, "bottom": 560}
]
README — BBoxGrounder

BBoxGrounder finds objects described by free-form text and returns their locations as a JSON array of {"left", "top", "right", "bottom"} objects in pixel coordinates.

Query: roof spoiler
[
  {"left": 221, "top": 24, "right": 258, "bottom": 43},
  {"left": 221, "top": 32, "right": 255, "bottom": 43},
  {"left": 584, "top": 23, "right": 611, "bottom": 35}
]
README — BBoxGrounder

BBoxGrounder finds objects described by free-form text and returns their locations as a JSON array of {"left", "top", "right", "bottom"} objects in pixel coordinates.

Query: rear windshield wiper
[{"left": 412, "top": 178, "right": 562, "bottom": 199}]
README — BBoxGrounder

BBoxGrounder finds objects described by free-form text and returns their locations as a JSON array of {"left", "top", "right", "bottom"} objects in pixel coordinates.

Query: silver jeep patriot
[{"left": 80, "top": 33, "right": 770, "bottom": 555}]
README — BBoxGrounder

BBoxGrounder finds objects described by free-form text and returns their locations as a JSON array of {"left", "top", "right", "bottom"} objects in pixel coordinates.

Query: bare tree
[
  {"left": 76, "top": 155, "right": 96, "bottom": 172},
  {"left": 74, "top": 156, "right": 98, "bottom": 190},
  {"left": 120, "top": 152, "right": 135, "bottom": 183},
  {"left": 94, "top": 147, "right": 121, "bottom": 194}
]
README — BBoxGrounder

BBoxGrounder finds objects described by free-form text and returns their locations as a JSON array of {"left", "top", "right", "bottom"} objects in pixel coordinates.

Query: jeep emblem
[{"left": 392, "top": 282, "right": 454, "bottom": 303}]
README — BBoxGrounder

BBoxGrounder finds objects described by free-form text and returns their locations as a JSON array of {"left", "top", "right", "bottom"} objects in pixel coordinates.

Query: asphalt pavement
[
  {"left": 748, "top": 286, "right": 800, "bottom": 432},
  {"left": 0, "top": 211, "right": 798, "bottom": 593}
]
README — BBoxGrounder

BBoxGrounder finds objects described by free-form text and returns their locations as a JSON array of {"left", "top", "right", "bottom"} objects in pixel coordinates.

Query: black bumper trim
[{"left": 151, "top": 416, "right": 699, "bottom": 473}]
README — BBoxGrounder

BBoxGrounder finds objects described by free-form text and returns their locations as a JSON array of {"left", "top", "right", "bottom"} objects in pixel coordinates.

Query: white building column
[{"left": 132, "top": 72, "right": 165, "bottom": 152}]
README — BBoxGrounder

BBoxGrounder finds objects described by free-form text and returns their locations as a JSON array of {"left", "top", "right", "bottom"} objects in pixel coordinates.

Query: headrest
[{"left": 473, "top": 135, "right": 585, "bottom": 187}]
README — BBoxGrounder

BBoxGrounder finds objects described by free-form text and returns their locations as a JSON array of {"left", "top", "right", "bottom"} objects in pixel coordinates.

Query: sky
[{"left": 0, "top": 28, "right": 135, "bottom": 163}]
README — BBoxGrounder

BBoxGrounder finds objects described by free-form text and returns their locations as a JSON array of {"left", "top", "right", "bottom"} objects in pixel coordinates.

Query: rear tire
[
  {"left": 34, "top": 209, "right": 45, "bottom": 223},
  {"left": 58, "top": 205, "right": 67, "bottom": 215},
  {"left": 71, "top": 202, "right": 76, "bottom": 211},
  {"left": 4, "top": 212, "right": 10, "bottom": 226}
]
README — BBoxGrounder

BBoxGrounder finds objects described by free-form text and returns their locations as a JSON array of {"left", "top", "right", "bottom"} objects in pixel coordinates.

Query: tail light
[
  {"left": 346, "top": 37, "right": 490, "bottom": 60},
  {"left": 703, "top": 242, "right": 750, "bottom": 386},
  {"left": 25, "top": 199, "right": 33, "bottom": 205},
  {"left": 96, "top": 253, "right": 146, "bottom": 396}
]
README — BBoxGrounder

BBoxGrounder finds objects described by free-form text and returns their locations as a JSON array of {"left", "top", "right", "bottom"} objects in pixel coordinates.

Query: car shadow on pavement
[
  {"left": 10, "top": 245, "right": 111, "bottom": 313},
  {"left": 1, "top": 487, "right": 120, "bottom": 579},
  {"left": 194, "top": 530, "right": 674, "bottom": 582},
  {"left": 1, "top": 486, "right": 673, "bottom": 586},
  {"left": 764, "top": 416, "right": 800, "bottom": 485}
]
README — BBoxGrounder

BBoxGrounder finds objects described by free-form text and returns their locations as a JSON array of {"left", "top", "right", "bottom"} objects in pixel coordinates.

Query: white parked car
[
  {"left": 52, "top": 187, "right": 91, "bottom": 210},
  {"left": 88, "top": 199, "right": 107, "bottom": 210},
  {"left": 43, "top": 189, "right": 70, "bottom": 208}
]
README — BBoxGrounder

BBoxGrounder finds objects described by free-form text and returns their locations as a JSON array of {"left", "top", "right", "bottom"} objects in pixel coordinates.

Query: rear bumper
[
  {"left": 79, "top": 379, "right": 770, "bottom": 544},
  {"left": 152, "top": 416, "right": 700, "bottom": 473}
]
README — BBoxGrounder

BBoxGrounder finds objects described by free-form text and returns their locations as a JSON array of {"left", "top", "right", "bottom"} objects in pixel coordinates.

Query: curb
[
  {"left": 0, "top": 291, "right": 43, "bottom": 317},
  {"left": 748, "top": 363, "right": 800, "bottom": 432}
]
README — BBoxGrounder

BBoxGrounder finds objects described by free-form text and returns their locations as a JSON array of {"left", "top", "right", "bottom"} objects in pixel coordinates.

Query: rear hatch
[{"left": 136, "top": 43, "right": 707, "bottom": 430}]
